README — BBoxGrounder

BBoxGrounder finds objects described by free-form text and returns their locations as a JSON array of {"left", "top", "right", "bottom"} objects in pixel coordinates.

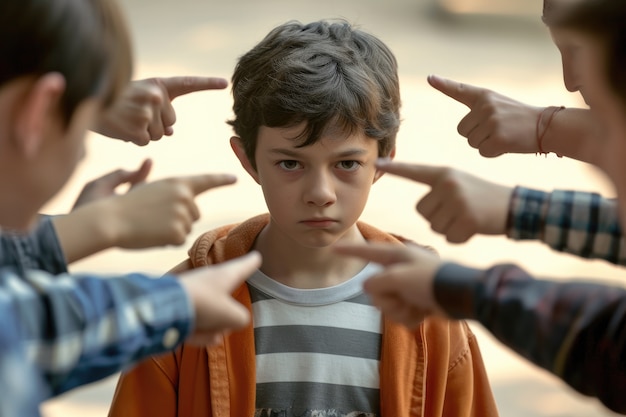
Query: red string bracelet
[{"left": 536, "top": 106, "right": 565, "bottom": 156}]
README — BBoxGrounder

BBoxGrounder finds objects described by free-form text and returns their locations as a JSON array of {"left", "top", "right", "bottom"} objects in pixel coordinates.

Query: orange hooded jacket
[{"left": 108, "top": 214, "right": 499, "bottom": 417}]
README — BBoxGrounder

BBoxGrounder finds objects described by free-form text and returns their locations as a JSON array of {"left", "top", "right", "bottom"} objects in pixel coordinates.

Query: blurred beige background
[{"left": 40, "top": 0, "right": 622, "bottom": 416}]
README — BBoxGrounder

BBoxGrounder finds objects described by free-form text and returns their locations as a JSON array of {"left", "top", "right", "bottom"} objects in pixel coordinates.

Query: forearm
[
  {"left": 52, "top": 201, "right": 118, "bottom": 263},
  {"left": 541, "top": 107, "right": 604, "bottom": 164},
  {"left": 434, "top": 262, "right": 626, "bottom": 413}
]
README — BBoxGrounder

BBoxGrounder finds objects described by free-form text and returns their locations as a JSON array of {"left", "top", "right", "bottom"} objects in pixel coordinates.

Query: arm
[
  {"left": 0, "top": 266, "right": 193, "bottom": 415},
  {"left": 334, "top": 242, "right": 626, "bottom": 414},
  {"left": 0, "top": 252, "right": 258, "bottom": 400},
  {"left": 374, "top": 160, "right": 626, "bottom": 265},
  {"left": 539, "top": 107, "right": 603, "bottom": 164},
  {"left": 435, "top": 262, "right": 626, "bottom": 414},
  {"left": 53, "top": 172, "right": 237, "bottom": 263},
  {"left": 427, "top": 75, "right": 604, "bottom": 163},
  {"left": 6, "top": 267, "right": 193, "bottom": 397}
]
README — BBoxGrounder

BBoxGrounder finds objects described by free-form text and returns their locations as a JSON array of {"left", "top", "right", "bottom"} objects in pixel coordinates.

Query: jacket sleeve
[
  {"left": 434, "top": 261, "right": 626, "bottom": 414},
  {"left": 507, "top": 186, "right": 626, "bottom": 265},
  {"left": 108, "top": 353, "right": 180, "bottom": 417}
]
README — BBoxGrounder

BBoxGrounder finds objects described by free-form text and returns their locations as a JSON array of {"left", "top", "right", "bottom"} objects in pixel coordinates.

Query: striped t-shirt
[{"left": 247, "top": 263, "right": 383, "bottom": 417}]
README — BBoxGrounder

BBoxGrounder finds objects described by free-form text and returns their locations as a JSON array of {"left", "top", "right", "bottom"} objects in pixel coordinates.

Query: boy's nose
[{"left": 304, "top": 171, "right": 337, "bottom": 207}]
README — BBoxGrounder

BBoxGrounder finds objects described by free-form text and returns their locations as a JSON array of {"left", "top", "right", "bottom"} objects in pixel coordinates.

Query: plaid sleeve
[
  {"left": 434, "top": 262, "right": 626, "bottom": 414},
  {"left": 0, "top": 267, "right": 193, "bottom": 407},
  {"left": 0, "top": 215, "right": 69, "bottom": 275},
  {"left": 507, "top": 186, "right": 626, "bottom": 265}
]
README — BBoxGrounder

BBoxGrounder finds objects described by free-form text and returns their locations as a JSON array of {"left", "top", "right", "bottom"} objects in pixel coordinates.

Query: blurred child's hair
[
  {"left": 0, "top": 0, "right": 133, "bottom": 125},
  {"left": 228, "top": 19, "right": 400, "bottom": 169}
]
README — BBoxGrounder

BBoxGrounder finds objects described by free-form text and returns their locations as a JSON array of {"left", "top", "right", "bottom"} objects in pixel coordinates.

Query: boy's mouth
[{"left": 300, "top": 218, "right": 337, "bottom": 228}]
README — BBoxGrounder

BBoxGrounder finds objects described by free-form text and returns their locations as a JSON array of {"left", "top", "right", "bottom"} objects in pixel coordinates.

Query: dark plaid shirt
[
  {"left": 507, "top": 186, "right": 625, "bottom": 265},
  {"left": 435, "top": 187, "right": 626, "bottom": 413}
]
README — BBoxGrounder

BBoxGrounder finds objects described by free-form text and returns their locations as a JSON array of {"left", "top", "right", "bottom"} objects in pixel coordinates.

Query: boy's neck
[{"left": 253, "top": 222, "right": 369, "bottom": 289}]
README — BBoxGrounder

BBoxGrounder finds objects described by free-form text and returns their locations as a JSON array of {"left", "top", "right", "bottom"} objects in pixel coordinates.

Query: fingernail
[{"left": 376, "top": 158, "right": 391, "bottom": 167}]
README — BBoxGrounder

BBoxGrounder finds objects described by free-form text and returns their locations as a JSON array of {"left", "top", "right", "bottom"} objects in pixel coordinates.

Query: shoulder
[{"left": 187, "top": 213, "right": 270, "bottom": 267}]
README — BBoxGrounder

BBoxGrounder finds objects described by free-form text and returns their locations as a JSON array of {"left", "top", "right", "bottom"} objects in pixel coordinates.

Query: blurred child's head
[
  {"left": 543, "top": 0, "right": 626, "bottom": 107},
  {"left": 228, "top": 19, "right": 400, "bottom": 170},
  {"left": 0, "top": 0, "right": 133, "bottom": 124},
  {"left": 0, "top": 0, "right": 133, "bottom": 230},
  {"left": 545, "top": 0, "right": 626, "bottom": 227}
]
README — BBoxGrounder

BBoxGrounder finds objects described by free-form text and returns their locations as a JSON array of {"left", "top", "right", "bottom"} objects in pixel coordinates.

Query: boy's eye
[
  {"left": 337, "top": 160, "right": 360, "bottom": 171},
  {"left": 278, "top": 160, "right": 301, "bottom": 171}
]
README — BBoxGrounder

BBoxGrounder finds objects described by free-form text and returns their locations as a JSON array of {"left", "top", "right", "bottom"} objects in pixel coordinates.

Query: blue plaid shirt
[
  {"left": 434, "top": 187, "right": 626, "bottom": 414},
  {"left": 0, "top": 217, "right": 194, "bottom": 416}
]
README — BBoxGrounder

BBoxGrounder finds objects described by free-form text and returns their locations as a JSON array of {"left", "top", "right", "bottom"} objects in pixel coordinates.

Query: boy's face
[{"left": 240, "top": 123, "right": 385, "bottom": 248}]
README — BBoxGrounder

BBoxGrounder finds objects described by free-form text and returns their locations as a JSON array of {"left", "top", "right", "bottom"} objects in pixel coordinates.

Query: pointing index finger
[
  {"left": 184, "top": 173, "right": 238, "bottom": 196},
  {"left": 162, "top": 76, "right": 229, "bottom": 100},
  {"left": 376, "top": 160, "right": 444, "bottom": 187},
  {"left": 427, "top": 74, "right": 485, "bottom": 109}
]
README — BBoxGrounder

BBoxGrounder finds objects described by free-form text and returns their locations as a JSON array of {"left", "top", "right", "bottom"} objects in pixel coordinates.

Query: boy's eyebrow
[{"left": 268, "top": 148, "right": 369, "bottom": 158}]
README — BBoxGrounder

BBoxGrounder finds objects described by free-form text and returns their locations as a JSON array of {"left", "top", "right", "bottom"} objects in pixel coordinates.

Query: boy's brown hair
[
  {"left": 0, "top": 0, "right": 133, "bottom": 125},
  {"left": 228, "top": 19, "right": 401, "bottom": 169}
]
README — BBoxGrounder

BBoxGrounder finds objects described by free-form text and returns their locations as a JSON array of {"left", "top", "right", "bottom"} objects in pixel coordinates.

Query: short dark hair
[
  {"left": 228, "top": 19, "right": 401, "bottom": 169},
  {"left": 0, "top": 0, "right": 133, "bottom": 125},
  {"left": 544, "top": 0, "right": 626, "bottom": 106}
]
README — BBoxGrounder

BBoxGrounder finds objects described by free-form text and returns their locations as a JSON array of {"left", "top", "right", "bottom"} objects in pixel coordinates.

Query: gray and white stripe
[{"left": 248, "top": 263, "right": 383, "bottom": 416}]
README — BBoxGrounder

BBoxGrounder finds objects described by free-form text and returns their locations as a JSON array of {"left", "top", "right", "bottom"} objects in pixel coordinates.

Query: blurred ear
[
  {"left": 374, "top": 146, "right": 396, "bottom": 183},
  {"left": 14, "top": 73, "right": 66, "bottom": 158},
  {"left": 230, "top": 136, "right": 260, "bottom": 184}
]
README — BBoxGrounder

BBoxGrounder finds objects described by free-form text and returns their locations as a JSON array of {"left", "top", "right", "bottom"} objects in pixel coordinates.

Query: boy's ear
[
  {"left": 14, "top": 73, "right": 66, "bottom": 158},
  {"left": 373, "top": 146, "right": 396, "bottom": 183},
  {"left": 230, "top": 136, "right": 260, "bottom": 184}
]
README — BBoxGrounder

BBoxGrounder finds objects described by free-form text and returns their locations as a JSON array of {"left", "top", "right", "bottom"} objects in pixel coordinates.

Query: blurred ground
[{"left": 40, "top": 0, "right": 622, "bottom": 416}]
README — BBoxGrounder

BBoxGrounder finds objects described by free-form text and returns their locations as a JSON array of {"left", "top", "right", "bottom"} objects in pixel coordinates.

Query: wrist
[
  {"left": 53, "top": 201, "right": 118, "bottom": 263},
  {"left": 536, "top": 106, "right": 565, "bottom": 156},
  {"left": 83, "top": 198, "right": 121, "bottom": 249}
]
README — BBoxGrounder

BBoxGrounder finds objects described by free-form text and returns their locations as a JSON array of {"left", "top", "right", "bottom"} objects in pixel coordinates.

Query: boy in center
[{"left": 108, "top": 19, "right": 499, "bottom": 417}]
